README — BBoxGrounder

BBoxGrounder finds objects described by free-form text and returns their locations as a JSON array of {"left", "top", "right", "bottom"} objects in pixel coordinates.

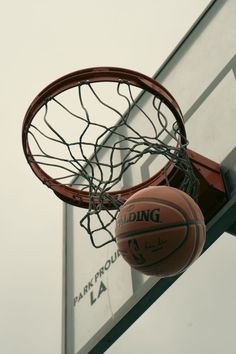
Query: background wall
[{"left": 0, "top": 1, "right": 224, "bottom": 354}]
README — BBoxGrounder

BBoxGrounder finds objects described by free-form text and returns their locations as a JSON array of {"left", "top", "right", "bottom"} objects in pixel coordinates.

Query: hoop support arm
[{"left": 186, "top": 149, "right": 228, "bottom": 223}]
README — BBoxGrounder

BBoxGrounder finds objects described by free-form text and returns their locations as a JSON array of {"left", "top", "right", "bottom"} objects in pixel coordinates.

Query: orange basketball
[{"left": 115, "top": 186, "right": 206, "bottom": 277}]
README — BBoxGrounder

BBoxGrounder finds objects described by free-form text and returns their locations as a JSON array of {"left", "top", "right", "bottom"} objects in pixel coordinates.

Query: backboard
[{"left": 63, "top": 1, "right": 236, "bottom": 353}]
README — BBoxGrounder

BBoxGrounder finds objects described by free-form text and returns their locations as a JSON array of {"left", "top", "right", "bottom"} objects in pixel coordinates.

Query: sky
[{"left": 2, "top": 1, "right": 235, "bottom": 354}]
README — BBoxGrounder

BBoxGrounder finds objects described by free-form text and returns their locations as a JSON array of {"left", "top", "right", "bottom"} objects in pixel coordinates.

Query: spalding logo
[{"left": 117, "top": 208, "right": 161, "bottom": 227}]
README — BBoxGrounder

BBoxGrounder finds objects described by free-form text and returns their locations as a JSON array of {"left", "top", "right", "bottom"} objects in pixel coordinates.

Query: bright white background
[{"left": 2, "top": 1, "right": 235, "bottom": 354}]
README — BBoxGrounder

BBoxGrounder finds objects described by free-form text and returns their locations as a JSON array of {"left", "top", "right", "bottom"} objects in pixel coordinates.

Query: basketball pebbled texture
[{"left": 115, "top": 186, "right": 206, "bottom": 277}]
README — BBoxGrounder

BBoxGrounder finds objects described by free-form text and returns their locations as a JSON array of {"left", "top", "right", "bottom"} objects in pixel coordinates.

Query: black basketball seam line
[
  {"left": 167, "top": 189, "right": 199, "bottom": 273},
  {"left": 123, "top": 197, "right": 195, "bottom": 218},
  {"left": 124, "top": 196, "right": 186, "bottom": 206},
  {"left": 175, "top": 191, "right": 204, "bottom": 272},
  {"left": 183, "top": 224, "right": 205, "bottom": 269},
  {"left": 118, "top": 210, "right": 193, "bottom": 272},
  {"left": 182, "top": 194, "right": 200, "bottom": 267},
  {"left": 165, "top": 189, "right": 205, "bottom": 273},
  {"left": 172, "top": 224, "right": 199, "bottom": 275},
  {"left": 119, "top": 224, "right": 197, "bottom": 269},
  {"left": 128, "top": 224, "right": 200, "bottom": 270},
  {"left": 115, "top": 220, "right": 204, "bottom": 240},
  {"left": 189, "top": 224, "right": 205, "bottom": 262}
]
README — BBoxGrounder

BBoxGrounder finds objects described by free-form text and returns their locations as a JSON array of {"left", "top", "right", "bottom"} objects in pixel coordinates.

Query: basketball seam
[
  {"left": 130, "top": 224, "right": 199, "bottom": 272},
  {"left": 178, "top": 193, "right": 203, "bottom": 270},
  {"left": 117, "top": 224, "right": 189, "bottom": 268},
  {"left": 166, "top": 189, "right": 205, "bottom": 274},
  {"left": 124, "top": 197, "right": 192, "bottom": 211},
  {"left": 115, "top": 220, "right": 204, "bottom": 240}
]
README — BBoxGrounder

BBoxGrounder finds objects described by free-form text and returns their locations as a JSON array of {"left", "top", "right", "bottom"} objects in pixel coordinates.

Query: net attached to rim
[{"left": 22, "top": 67, "right": 199, "bottom": 248}]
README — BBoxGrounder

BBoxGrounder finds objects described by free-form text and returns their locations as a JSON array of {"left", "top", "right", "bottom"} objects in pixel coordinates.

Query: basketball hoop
[{"left": 22, "top": 67, "right": 227, "bottom": 247}]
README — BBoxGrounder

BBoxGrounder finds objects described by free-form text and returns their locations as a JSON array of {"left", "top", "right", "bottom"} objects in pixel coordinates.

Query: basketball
[{"left": 115, "top": 186, "right": 206, "bottom": 277}]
